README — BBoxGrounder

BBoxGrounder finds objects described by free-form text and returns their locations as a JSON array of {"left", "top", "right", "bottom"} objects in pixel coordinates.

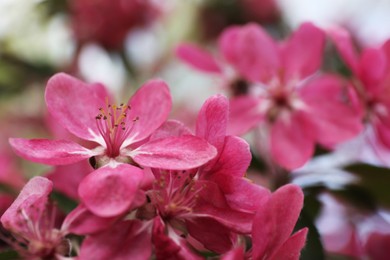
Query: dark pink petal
[
  {"left": 219, "top": 24, "right": 279, "bottom": 82},
  {"left": 45, "top": 73, "right": 106, "bottom": 142},
  {"left": 62, "top": 204, "right": 118, "bottom": 235},
  {"left": 270, "top": 112, "right": 315, "bottom": 169},
  {"left": 149, "top": 120, "right": 193, "bottom": 141},
  {"left": 270, "top": 228, "right": 308, "bottom": 260},
  {"left": 252, "top": 184, "right": 304, "bottom": 259},
  {"left": 78, "top": 164, "right": 144, "bottom": 217},
  {"left": 359, "top": 48, "right": 388, "bottom": 95},
  {"left": 196, "top": 94, "right": 229, "bottom": 153},
  {"left": 327, "top": 26, "right": 360, "bottom": 75},
  {"left": 176, "top": 43, "right": 222, "bottom": 73},
  {"left": 228, "top": 96, "right": 263, "bottom": 136},
  {"left": 79, "top": 220, "right": 152, "bottom": 260},
  {"left": 194, "top": 181, "right": 254, "bottom": 233},
  {"left": 131, "top": 136, "right": 217, "bottom": 170},
  {"left": 365, "top": 232, "right": 390, "bottom": 260},
  {"left": 152, "top": 217, "right": 203, "bottom": 260},
  {"left": 46, "top": 160, "right": 92, "bottom": 199},
  {"left": 124, "top": 79, "right": 172, "bottom": 146},
  {"left": 1, "top": 177, "right": 52, "bottom": 231},
  {"left": 221, "top": 247, "right": 245, "bottom": 260},
  {"left": 300, "top": 75, "right": 363, "bottom": 146},
  {"left": 186, "top": 218, "right": 236, "bottom": 253},
  {"left": 9, "top": 138, "right": 96, "bottom": 166},
  {"left": 210, "top": 174, "right": 270, "bottom": 212},
  {"left": 208, "top": 136, "right": 251, "bottom": 178},
  {"left": 281, "top": 22, "right": 325, "bottom": 80}
]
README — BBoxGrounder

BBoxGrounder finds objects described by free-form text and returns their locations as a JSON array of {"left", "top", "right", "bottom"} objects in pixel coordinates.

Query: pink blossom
[
  {"left": 10, "top": 73, "right": 216, "bottom": 171},
  {"left": 137, "top": 95, "right": 269, "bottom": 256},
  {"left": 178, "top": 23, "right": 362, "bottom": 169},
  {"left": 329, "top": 26, "right": 390, "bottom": 151},
  {"left": 69, "top": 0, "right": 160, "bottom": 49},
  {"left": 0, "top": 177, "right": 70, "bottom": 259}
]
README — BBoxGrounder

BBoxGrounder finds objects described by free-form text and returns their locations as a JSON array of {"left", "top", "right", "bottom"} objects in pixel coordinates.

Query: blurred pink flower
[
  {"left": 329, "top": 26, "right": 390, "bottom": 151},
  {"left": 69, "top": 0, "right": 160, "bottom": 49},
  {"left": 178, "top": 23, "right": 362, "bottom": 169}
]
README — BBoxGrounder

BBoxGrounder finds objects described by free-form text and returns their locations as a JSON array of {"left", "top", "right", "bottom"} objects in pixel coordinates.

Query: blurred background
[{"left": 1, "top": 0, "right": 390, "bottom": 259}]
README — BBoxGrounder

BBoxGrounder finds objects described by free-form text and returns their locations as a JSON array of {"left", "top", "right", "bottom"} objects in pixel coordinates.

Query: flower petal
[
  {"left": 228, "top": 96, "right": 263, "bottom": 136},
  {"left": 1, "top": 177, "right": 52, "bottom": 231},
  {"left": 252, "top": 184, "right": 304, "bottom": 259},
  {"left": 281, "top": 22, "right": 325, "bottom": 80},
  {"left": 149, "top": 120, "right": 193, "bottom": 141},
  {"left": 300, "top": 75, "right": 363, "bottom": 146},
  {"left": 196, "top": 94, "right": 229, "bottom": 153},
  {"left": 270, "top": 112, "right": 315, "bottom": 169},
  {"left": 176, "top": 43, "right": 222, "bottom": 73},
  {"left": 123, "top": 79, "right": 172, "bottom": 146},
  {"left": 219, "top": 24, "right": 279, "bottom": 82},
  {"left": 79, "top": 220, "right": 152, "bottom": 260},
  {"left": 45, "top": 73, "right": 107, "bottom": 142},
  {"left": 131, "top": 136, "right": 217, "bottom": 170},
  {"left": 62, "top": 204, "right": 118, "bottom": 235},
  {"left": 78, "top": 164, "right": 144, "bottom": 217},
  {"left": 46, "top": 160, "right": 93, "bottom": 200},
  {"left": 270, "top": 228, "right": 308, "bottom": 260},
  {"left": 9, "top": 138, "right": 96, "bottom": 166}
]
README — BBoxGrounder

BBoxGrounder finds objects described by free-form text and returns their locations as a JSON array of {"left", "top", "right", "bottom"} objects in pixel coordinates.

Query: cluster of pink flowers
[
  {"left": 2, "top": 73, "right": 307, "bottom": 259},
  {"left": 4, "top": 3, "right": 390, "bottom": 257}
]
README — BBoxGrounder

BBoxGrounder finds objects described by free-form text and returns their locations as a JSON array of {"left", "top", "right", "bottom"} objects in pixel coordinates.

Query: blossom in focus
[
  {"left": 69, "top": 0, "right": 160, "bottom": 50},
  {"left": 0, "top": 177, "right": 70, "bottom": 259}
]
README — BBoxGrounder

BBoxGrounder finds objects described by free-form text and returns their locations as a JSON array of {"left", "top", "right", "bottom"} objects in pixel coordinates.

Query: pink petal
[
  {"left": 375, "top": 122, "right": 390, "bottom": 148},
  {"left": 359, "top": 48, "right": 388, "bottom": 95},
  {"left": 208, "top": 136, "right": 251, "bottom": 178},
  {"left": 252, "top": 184, "right": 304, "bottom": 258},
  {"left": 270, "top": 228, "right": 308, "bottom": 260},
  {"left": 45, "top": 73, "right": 106, "bottom": 142},
  {"left": 219, "top": 24, "right": 279, "bottom": 82},
  {"left": 228, "top": 96, "right": 263, "bottom": 136},
  {"left": 124, "top": 79, "right": 172, "bottom": 146},
  {"left": 62, "top": 204, "right": 118, "bottom": 235},
  {"left": 300, "top": 75, "right": 363, "bottom": 146},
  {"left": 1, "top": 177, "right": 52, "bottom": 231},
  {"left": 196, "top": 94, "right": 229, "bottom": 153},
  {"left": 210, "top": 174, "right": 270, "bottom": 212},
  {"left": 327, "top": 26, "right": 360, "bottom": 75},
  {"left": 152, "top": 217, "right": 203, "bottom": 260},
  {"left": 186, "top": 218, "right": 236, "bottom": 253},
  {"left": 79, "top": 220, "right": 152, "bottom": 260},
  {"left": 270, "top": 112, "right": 315, "bottom": 169},
  {"left": 46, "top": 160, "right": 92, "bottom": 200},
  {"left": 281, "top": 22, "right": 325, "bottom": 80},
  {"left": 9, "top": 138, "right": 96, "bottom": 166},
  {"left": 78, "top": 164, "right": 144, "bottom": 217},
  {"left": 221, "top": 247, "right": 245, "bottom": 260},
  {"left": 194, "top": 181, "right": 254, "bottom": 233},
  {"left": 131, "top": 135, "right": 217, "bottom": 170},
  {"left": 176, "top": 43, "right": 222, "bottom": 73},
  {"left": 149, "top": 120, "right": 193, "bottom": 141}
]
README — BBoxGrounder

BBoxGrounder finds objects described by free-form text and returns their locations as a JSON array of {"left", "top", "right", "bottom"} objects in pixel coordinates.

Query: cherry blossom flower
[
  {"left": 329, "top": 27, "right": 390, "bottom": 153},
  {"left": 0, "top": 177, "right": 70, "bottom": 259},
  {"left": 178, "top": 23, "right": 362, "bottom": 169},
  {"left": 10, "top": 73, "right": 216, "bottom": 170},
  {"left": 69, "top": 0, "right": 160, "bottom": 49}
]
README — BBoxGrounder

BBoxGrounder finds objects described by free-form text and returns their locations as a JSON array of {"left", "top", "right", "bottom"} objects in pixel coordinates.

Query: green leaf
[{"left": 0, "top": 249, "right": 19, "bottom": 260}]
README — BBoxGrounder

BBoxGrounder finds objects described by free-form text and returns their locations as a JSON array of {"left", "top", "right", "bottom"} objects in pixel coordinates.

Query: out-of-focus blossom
[
  {"left": 329, "top": 27, "right": 390, "bottom": 159},
  {"left": 69, "top": 0, "right": 160, "bottom": 50},
  {"left": 178, "top": 22, "right": 362, "bottom": 169},
  {"left": 239, "top": 0, "right": 280, "bottom": 23},
  {"left": 0, "top": 177, "right": 70, "bottom": 259}
]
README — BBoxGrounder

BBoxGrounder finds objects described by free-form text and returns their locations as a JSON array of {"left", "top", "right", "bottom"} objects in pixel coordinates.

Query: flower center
[{"left": 95, "top": 99, "right": 139, "bottom": 158}]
